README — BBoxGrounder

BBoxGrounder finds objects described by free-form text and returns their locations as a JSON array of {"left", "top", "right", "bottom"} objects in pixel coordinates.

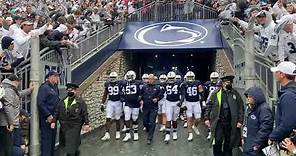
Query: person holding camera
[{"left": 243, "top": 86, "right": 274, "bottom": 156}]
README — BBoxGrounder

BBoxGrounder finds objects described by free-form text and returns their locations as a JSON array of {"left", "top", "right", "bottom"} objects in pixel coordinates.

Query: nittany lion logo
[{"left": 134, "top": 22, "right": 208, "bottom": 47}]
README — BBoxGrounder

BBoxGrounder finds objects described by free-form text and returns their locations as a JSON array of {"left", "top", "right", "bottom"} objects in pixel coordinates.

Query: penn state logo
[
  {"left": 250, "top": 115, "right": 256, "bottom": 120},
  {"left": 134, "top": 22, "right": 208, "bottom": 47}
]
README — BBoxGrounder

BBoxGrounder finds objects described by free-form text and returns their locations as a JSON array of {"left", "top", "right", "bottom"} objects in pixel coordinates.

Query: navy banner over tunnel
[{"left": 118, "top": 19, "right": 224, "bottom": 51}]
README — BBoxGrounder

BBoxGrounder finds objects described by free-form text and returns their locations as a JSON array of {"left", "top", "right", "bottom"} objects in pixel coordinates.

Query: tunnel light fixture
[{"left": 172, "top": 54, "right": 175, "bottom": 57}]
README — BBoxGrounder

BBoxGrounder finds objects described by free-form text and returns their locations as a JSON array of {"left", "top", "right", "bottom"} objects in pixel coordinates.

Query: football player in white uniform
[
  {"left": 164, "top": 71, "right": 183, "bottom": 143},
  {"left": 182, "top": 71, "right": 202, "bottom": 141},
  {"left": 122, "top": 71, "right": 142, "bottom": 142},
  {"left": 101, "top": 72, "right": 123, "bottom": 141},
  {"left": 204, "top": 72, "right": 220, "bottom": 140},
  {"left": 158, "top": 74, "right": 167, "bottom": 132}
]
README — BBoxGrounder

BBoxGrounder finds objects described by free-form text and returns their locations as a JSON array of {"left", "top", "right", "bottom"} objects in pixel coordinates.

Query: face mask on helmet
[
  {"left": 187, "top": 76, "right": 194, "bottom": 82},
  {"left": 211, "top": 78, "right": 218, "bottom": 83},
  {"left": 167, "top": 77, "right": 175, "bottom": 82},
  {"left": 109, "top": 76, "right": 117, "bottom": 82},
  {"left": 126, "top": 74, "right": 134, "bottom": 81},
  {"left": 159, "top": 78, "right": 166, "bottom": 83}
]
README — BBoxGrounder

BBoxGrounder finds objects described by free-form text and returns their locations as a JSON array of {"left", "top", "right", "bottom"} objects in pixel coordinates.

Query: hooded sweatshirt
[{"left": 243, "top": 87, "right": 273, "bottom": 154}]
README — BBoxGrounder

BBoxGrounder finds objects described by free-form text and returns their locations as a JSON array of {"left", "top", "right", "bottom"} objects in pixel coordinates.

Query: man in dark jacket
[
  {"left": 243, "top": 87, "right": 274, "bottom": 156},
  {"left": 51, "top": 83, "right": 90, "bottom": 156},
  {"left": 205, "top": 74, "right": 244, "bottom": 156},
  {"left": 37, "top": 70, "right": 60, "bottom": 156},
  {"left": 269, "top": 61, "right": 296, "bottom": 145},
  {"left": 140, "top": 74, "right": 163, "bottom": 145}
]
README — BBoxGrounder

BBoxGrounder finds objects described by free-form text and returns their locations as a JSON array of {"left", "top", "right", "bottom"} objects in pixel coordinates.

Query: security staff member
[
  {"left": 140, "top": 74, "right": 163, "bottom": 145},
  {"left": 37, "top": 70, "right": 60, "bottom": 156},
  {"left": 205, "top": 75, "right": 244, "bottom": 156},
  {"left": 51, "top": 83, "right": 90, "bottom": 156}
]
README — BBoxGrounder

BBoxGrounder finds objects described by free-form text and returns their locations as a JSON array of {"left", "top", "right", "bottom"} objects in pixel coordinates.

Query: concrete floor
[{"left": 56, "top": 121, "right": 213, "bottom": 156}]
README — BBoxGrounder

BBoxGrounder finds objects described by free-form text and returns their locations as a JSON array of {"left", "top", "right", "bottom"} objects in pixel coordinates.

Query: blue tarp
[{"left": 119, "top": 19, "right": 223, "bottom": 50}]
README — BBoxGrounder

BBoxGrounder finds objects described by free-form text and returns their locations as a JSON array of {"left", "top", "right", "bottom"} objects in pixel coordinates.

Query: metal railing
[
  {"left": 127, "top": 1, "right": 218, "bottom": 22},
  {"left": 221, "top": 23, "right": 277, "bottom": 104},
  {"left": 67, "top": 1, "right": 217, "bottom": 68},
  {"left": 70, "top": 23, "right": 125, "bottom": 68},
  {"left": 1, "top": 47, "right": 71, "bottom": 113}
]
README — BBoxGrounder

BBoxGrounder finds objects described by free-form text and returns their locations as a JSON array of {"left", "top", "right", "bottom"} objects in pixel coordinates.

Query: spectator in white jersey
[{"left": 271, "top": 14, "right": 296, "bottom": 63}]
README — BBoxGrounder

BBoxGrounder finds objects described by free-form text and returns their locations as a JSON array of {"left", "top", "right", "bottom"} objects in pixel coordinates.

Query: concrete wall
[
  {"left": 215, "top": 49, "right": 234, "bottom": 76},
  {"left": 80, "top": 51, "right": 131, "bottom": 130}
]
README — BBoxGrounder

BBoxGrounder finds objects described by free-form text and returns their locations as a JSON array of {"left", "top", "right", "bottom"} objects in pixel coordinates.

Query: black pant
[
  {"left": 40, "top": 118, "right": 57, "bottom": 156},
  {"left": 66, "top": 150, "right": 80, "bottom": 156},
  {"left": 0, "top": 126, "right": 13, "bottom": 156},
  {"left": 213, "top": 121, "right": 232, "bottom": 156},
  {"left": 143, "top": 108, "right": 158, "bottom": 141}
]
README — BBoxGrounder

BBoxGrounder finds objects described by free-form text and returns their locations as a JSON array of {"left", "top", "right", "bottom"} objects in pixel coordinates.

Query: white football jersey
[
  {"left": 278, "top": 30, "right": 296, "bottom": 63},
  {"left": 258, "top": 21, "right": 276, "bottom": 50},
  {"left": 264, "top": 33, "right": 280, "bottom": 62}
]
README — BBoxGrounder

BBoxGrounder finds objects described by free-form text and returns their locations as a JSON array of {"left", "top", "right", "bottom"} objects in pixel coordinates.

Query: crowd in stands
[
  {"left": 0, "top": 0, "right": 152, "bottom": 72},
  {"left": 218, "top": 0, "right": 296, "bottom": 64}
]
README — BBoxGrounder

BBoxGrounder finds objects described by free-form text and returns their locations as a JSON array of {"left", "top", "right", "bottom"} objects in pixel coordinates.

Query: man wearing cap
[
  {"left": 37, "top": 70, "right": 60, "bottom": 156},
  {"left": 269, "top": 61, "right": 296, "bottom": 148},
  {"left": 12, "top": 19, "right": 49, "bottom": 58},
  {"left": 0, "top": 74, "right": 34, "bottom": 156},
  {"left": 204, "top": 74, "right": 244, "bottom": 156},
  {"left": 50, "top": 83, "right": 90, "bottom": 156}
]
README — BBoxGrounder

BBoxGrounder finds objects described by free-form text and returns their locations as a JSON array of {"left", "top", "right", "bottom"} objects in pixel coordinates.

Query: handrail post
[
  {"left": 154, "top": 1, "right": 157, "bottom": 21},
  {"left": 244, "top": 29, "right": 257, "bottom": 89},
  {"left": 171, "top": 2, "right": 173, "bottom": 20},
  {"left": 271, "top": 72, "right": 278, "bottom": 112},
  {"left": 30, "top": 35, "right": 41, "bottom": 156}
]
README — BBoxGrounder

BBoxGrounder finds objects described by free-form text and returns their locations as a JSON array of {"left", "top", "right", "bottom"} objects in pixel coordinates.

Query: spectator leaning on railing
[
  {"left": 0, "top": 36, "right": 24, "bottom": 72},
  {"left": 272, "top": 14, "right": 296, "bottom": 63},
  {"left": 12, "top": 20, "right": 48, "bottom": 59},
  {"left": 220, "top": 0, "right": 296, "bottom": 64}
]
